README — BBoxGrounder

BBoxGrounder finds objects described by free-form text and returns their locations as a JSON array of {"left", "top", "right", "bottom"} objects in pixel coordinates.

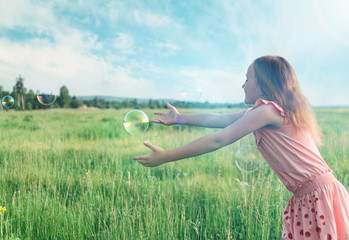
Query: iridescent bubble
[
  {"left": 313, "top": 0, "right": 349, "bottom": 46},
  {"left": 180, "top": 86, "right": 203, "bottom": 102},
  {"left": 36, "top": 90, "right": 57, "bottom": 105},
  {"left": 123, "top": 110, "right": 149, "bottom": 135},
  {"left": 235, "top": 145, "right": 264, "bottom": 173},
  {"left": 2, "top": 95, "right": 15, "bottom": 108}
]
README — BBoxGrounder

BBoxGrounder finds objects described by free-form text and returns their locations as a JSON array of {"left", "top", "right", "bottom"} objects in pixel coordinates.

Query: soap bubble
[
  {"left": 2, "top": 95, "right": 15, "bottom": 108},
  {"left": 123, "top": 110, "right": 149, "bottom": 135},
  {"left": 313, "top": 0, "right": 349, "bottom": 46},
  {"left": 235, "top": 145, "right": 264, "bottom": 173},
  {"left": 36, "top": 90, "right": 57, "bottom": 105},
  {"left": 180, "top": 86, "right": 203, "bottom": 102}
]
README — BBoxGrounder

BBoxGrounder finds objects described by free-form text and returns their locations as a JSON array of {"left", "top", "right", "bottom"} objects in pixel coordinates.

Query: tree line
[{"left": 1, "top": 75, "right": 246, "bottom": 110}]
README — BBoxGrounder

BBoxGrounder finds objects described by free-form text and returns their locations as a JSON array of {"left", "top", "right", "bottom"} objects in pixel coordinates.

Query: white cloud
[
  {"left": 97, "top": 64, "right": 160, "bottom": 98},
  {"left": 0, "top": 36, "right": 163, "bottom": 99},
  {"left": 155, "top": 42, "right": 180, "bottom": 51},
  {"left": 152, "top": 41, "right": 181, "bottom": 57},
  {"left": 106, "top": 1, "right": 124, "bottom": 23},
  {"left": 133, "top": 9, "right": 181, "bottom": 29},
  {"left": 0, "top": 1, "right": 136, "bottom": 96},
  {"left": 0, "top": 37, "right": 96, "bottom": 92},
  {"left": 0, "top": 0, "right": 56, "bottom": 29},
  {"left": 112, "top": 33, "right": 134, "bottom": 54},
  {"left": 0, "top": 1, "right": 182, "bottom": 100},
  {"left": 177, "top": 68, "right": 245, "bottom": 103}
]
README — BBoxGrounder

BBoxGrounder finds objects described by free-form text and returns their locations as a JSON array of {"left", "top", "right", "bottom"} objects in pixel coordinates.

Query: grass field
[{"left": 0, "top": 108, "right": 348, "bottom": 240}]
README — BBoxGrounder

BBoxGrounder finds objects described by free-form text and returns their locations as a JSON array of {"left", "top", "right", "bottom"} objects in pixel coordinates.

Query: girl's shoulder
[
  {"left": 244, "top": 98, "right": 285, "bottom": 117},
  {"left": 244, "top": 99, "right": 285, "bottom": 129}
]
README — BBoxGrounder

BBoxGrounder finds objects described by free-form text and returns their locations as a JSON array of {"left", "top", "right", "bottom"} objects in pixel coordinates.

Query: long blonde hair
[{"left": 253, "top": 56, "right": 322, "bottom": 145}]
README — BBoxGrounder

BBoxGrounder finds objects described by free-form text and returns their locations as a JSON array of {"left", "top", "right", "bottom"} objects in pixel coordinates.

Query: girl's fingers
[
  {"left": 133, "top": 155, "right": 147, "bottom": 160},
  {"left": 143, "top": 141, "right": 156, "bottom": 150},
  {"left": 133, "top": 142, "right": 159, "bottom": 162},
  {"left": 154, "top": 112, "right": 165, "bottom": 116},
  {"left": 166, "top": 102, "right": 173, "bottom": 109},
  {"left": 133, "top": 154, "right": 151, "bottom": 165},
  {"left": 151, "top": 118, "right": 167, "bottom": 125},
  {"left": 158, "top": 119, "right": 167, "bottom": 125},
  {"left": 151, "top": 118, "right": 161, "bottom": 123}
]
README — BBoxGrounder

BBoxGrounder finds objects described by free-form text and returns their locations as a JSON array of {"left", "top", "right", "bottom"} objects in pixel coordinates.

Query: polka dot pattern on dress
[{"left": 281, "top": 190, "right": 337, "bottom": 240}]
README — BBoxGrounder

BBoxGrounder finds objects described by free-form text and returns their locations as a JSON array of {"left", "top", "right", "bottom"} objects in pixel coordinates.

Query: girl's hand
[
  {"left": 133, "top": 141, "right": 167, "bottom": 167},
  {"left": 151, "top": 103, "right": 180, "bottom": 126}
]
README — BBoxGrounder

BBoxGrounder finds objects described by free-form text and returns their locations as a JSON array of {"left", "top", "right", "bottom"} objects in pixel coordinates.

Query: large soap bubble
[
  {"left": 123, "top": 110, "right": 149, "bottom": 135},
  {"left": 36, "top": 90, "right": 57, "bottom": 106},
  {"left": 235, "top": 145, "right": 264, "bottom": 173}
]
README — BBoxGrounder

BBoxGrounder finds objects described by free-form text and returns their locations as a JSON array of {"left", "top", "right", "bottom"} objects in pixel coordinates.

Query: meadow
[{"left": 0, "top": 107, "right": 348, "bottom": 240}]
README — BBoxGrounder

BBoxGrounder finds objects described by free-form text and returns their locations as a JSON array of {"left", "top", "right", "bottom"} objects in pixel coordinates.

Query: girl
[{"left": 133, "top": 56, "right": 349, "bottom": 240}]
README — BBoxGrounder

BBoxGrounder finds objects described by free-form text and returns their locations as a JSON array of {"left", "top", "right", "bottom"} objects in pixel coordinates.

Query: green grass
[{"left": 0, "top": 108, "right": 348, "bottom": 240}]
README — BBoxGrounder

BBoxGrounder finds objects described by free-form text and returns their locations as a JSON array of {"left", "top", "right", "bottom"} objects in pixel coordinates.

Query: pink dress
[{"left": 245, "top": 99, "right": 349, "bottom": 240}]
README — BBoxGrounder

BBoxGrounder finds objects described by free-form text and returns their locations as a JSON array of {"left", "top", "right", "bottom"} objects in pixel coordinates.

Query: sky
[{"left": 0, "top": 0, "right": 349, "bottom": 106}]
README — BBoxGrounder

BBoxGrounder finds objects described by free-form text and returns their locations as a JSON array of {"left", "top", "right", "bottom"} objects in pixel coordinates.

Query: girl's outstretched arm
[
  {"left": 152, "top": 103, "right": 245, "bottom": 128},
  {"left": 133, "top": 104, "right": 283, "bottom": 167}
]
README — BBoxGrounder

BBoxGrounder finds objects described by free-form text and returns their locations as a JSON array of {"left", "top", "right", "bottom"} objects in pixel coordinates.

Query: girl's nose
[{"left": 242, "top": 83, "right": 245, "bottom": 89}]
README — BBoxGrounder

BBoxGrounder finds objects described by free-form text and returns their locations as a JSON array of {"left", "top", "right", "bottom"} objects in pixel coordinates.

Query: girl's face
[{"left": 242, "top": 63, "right": 263, "bottom": 104}]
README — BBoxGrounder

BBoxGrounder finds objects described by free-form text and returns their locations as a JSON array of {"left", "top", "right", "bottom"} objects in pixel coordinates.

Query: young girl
[{"left": 133, "top": 56, "right": 349, "bottom": 240}]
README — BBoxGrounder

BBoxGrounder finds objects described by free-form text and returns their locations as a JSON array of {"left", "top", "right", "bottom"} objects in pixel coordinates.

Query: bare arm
[
  {"left": 134, "top": 104, "right": 282, "bottom": 167},
  {"left": 178, "top": 111, "right": 245, "bottom": 128},
  {"left": 152, "top": 103, "right": 245, "bottom": 128}
]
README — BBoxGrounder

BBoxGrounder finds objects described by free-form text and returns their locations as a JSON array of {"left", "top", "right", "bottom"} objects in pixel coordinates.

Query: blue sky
[{"left": 0, "top": 0, "right": 348, "bottom": 106}]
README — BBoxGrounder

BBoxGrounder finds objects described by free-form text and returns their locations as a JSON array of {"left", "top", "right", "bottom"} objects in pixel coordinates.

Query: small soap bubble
[
  {"left": 2, "top": 95, "right": 15, "bottom": 108},
  {"left": 123, "top": 110, "right": 149, "bottom": 135},
  {"left": 180, "top": 86, "right": 203, "bottom": 102},
  {"left": 235, "top": 145, "right": 264, "bottom": 173},
  {"left": 36, "top": 90, "right": 57, "bottom": 105}
]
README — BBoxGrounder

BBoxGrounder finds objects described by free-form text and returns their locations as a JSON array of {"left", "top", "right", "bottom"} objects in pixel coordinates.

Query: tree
[
  {"left": 93, "top": 97, "right": 98, "bottom": 107},
  {"left": 13, "top": 75, "right": 26, "bottom": 110},
  {"left": 70, "top": 96, "right": 83, "bottom": 108},
  {"left": 131, "top": 98, "right": 139, "bottom": 109},
  {"left": 148, "top": 99, "right": 155, "bottom": 109},
  {"left": 25, "top": 89, "right": 36, "bottom": 110},
  {"left": 59, "top": 85, "right": 71, "bottom": 108},
  {"left": 112, "top": 101, "right": 121, "bottom": 109}
]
